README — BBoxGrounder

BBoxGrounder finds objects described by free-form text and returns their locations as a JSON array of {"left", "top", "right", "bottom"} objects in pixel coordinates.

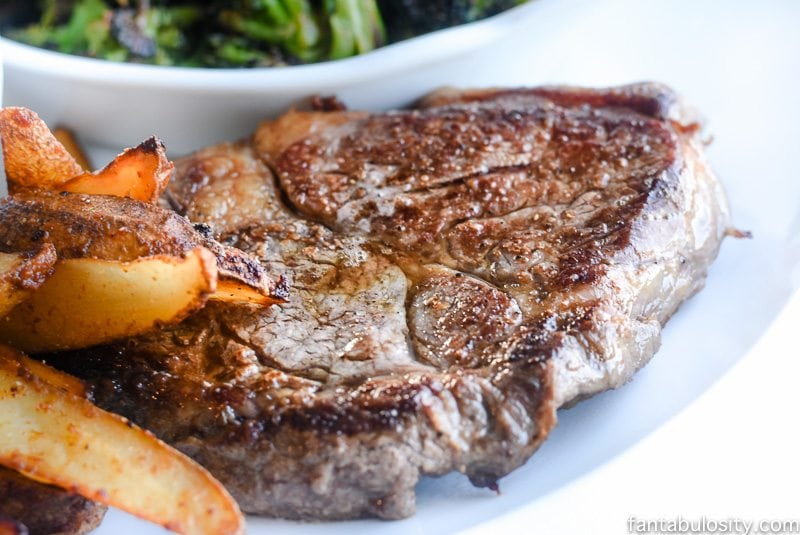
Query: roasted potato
[
  {"left": 0, "top": 108, "right": 83, "bottom": 193},
  {"left": 0, "top": 192, "right": 287, "bottom": 307},
  {"left": 0, "top": 345, "right": 244, "bottom": 535},
  {"left": 60, "top": 136, "right": 172, "bottom": 203},
  {"left": 14, "top": 353, "right": 86, "bottom": 397},
  {"left": 52, "top": 127, "right": 92, "bottom": 171},
  {"left": 0, "top": 246, "right": 57, "bottom": 318},
  {"left": 2, "top": 107, "right": 170, "bottom": 203},
  {"left": 0, "top": 248, "right": 217, "bottom": 353},
  {"left": 211, "top": 280, "right": 283, "bottom": 305}
]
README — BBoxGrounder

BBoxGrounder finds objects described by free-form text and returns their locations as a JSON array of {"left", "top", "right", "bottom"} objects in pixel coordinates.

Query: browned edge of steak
[{"left": 0, "top": 467, "right": 106, "bottom": 535}]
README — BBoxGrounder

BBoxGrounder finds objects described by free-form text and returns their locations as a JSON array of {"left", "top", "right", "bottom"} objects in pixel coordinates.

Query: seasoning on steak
[
  {"left": 0, "top": 467, "right": 106, "bottom": 535},
  {"left": 52, "top": 83, "right": 729, "bottom": 520}
]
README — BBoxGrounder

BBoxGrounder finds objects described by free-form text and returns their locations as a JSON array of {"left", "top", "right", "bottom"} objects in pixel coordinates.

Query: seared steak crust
[
  {"left": 0, "top": 467, "right": 106, "bottom": 535},
  {"left": 53, "top": 84, "right": 729, "bottom": 520}
]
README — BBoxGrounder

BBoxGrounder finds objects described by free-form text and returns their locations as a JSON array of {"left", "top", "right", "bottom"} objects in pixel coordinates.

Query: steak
[
  {"left": 52, "top": 83, "right": 729, "bottom": 520},
  {"left": 0, "top": 467, "right": 106, "bottom": 535}
]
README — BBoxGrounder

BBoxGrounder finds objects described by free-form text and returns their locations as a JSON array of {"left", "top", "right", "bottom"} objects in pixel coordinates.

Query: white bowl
[{"left": 0, "top": 0, "right": 582, "bottom": 154}]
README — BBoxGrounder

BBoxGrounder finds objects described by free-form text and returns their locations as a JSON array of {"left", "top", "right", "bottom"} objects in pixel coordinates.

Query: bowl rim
[{"left": 0, "top": 2, "right": 544, "bottom": 91}]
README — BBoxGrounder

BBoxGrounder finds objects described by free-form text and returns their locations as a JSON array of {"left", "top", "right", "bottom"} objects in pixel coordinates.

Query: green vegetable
[
  {"left": 5, "top": 0, "right": 523, "bottom": 68},
  {"left": 328, "top": 0, "right": 385, "bottom": 59},
  {"left": 377, "top": 0, "right": 527, "bottom": 42},
  {"left": 219, "top": 0, "right": 325, "bottom": 63}
]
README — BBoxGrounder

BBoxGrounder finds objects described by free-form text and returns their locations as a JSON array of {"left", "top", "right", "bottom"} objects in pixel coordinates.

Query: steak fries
[
  {"left": 0, "top": 110, "right": 277, "bottom": 534},
  {"left": 0, "top": 345, "right": 244, "bottom": 535},
  {"left": 0, "top": 248, "right": 218, "bottom": 353}
]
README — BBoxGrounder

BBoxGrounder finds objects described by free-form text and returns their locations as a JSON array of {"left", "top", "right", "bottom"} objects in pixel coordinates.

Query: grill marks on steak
[
  {"left": 273, "top": 93, "right": 675, "bottom": 261},
  {"left": 264, "top": 84, "right": 728, "bottom": 404},
  {"left": 52, "top": 84, "right": 729, "bottom": 520}
]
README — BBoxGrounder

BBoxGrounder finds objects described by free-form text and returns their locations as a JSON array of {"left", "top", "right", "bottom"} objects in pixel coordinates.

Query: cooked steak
[
  {"left": 52, "top": 83, "right": 729, "bottom": 520},
  {"left": 0, "top": 467, "right": 106, "bottom": 535}
]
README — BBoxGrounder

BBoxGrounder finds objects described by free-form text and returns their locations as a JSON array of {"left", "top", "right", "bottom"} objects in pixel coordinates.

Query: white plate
[{"left": 8, "top": 0, "right": 800, "bottom": 532}]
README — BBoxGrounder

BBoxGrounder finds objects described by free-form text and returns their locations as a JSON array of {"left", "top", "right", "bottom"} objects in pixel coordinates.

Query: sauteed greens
[{"left": 6, "top": 0, "right": 525, "bottom": 67}]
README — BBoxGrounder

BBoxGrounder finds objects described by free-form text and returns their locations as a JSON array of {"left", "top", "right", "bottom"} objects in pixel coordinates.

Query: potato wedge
[
  {"left": 0, "top": 108, "right": 83, "bottom": 193},
  {"left": 52, "top": 127, "right": 92, "bottom": 171},
  {"left": 0, "top": 245, "right": 57, "bottom": 318},
  {"left": 211, "top": 280, "right": 282, "bottom": 305},
  {"left": 0, "top": 345, "right": 244, "bottom": 535},
  {"left": 1, "top": 107, "right": 171, "bottom": 202},
  {"left": 60, "top": 137, "right": 173, "bottom": 203},
  {"left": 0, "top": 248, "right": 217, "bottom": 353},
  {"left": 15, "top": 353, "right": 86, "bottom": 397},
  {"left": 0, "top": 192, "right": 288, "bottom": 307}
]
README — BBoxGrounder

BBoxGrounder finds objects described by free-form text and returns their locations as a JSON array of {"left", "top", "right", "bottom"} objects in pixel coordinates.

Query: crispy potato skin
[
  {"left": 0, "top": 108, "right": 272, "bottom": 535},
  {"left": 0, "top": 190, "right": 201, "bottom": 260},
  {"left": 0, "top": 191, "right": 286, "bottom": 303},
  {"left": 0, "top": 345, "right": 245, "bottom": 535},
  {"left": 52, "top": 127, "right": 92, "bottom": 171},
  {"left": 1, "top": 107, "right": 286, "bottom": 304},
  {"left": 14, "top": 353, "right": 86, "bottom": 397},
  {"left": 0, "top": 245, "right": 57, "bottom": 318},
  {"left": 0, "top": 248, "right": 218, "bottom": 353},
  {"left": 2, "top": 108, "right": 169, "bottom": 203},
  {"left": 0, "top": 246, "right": 57, "bottom": 290},
  {"left": 61, "top": 137, "right": 173, "bottom": 203},
  {"left": 0, "top": 108, "right": 83, "bottom": 193}
]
